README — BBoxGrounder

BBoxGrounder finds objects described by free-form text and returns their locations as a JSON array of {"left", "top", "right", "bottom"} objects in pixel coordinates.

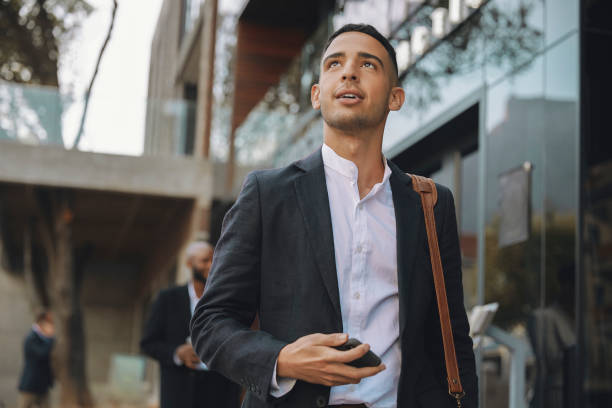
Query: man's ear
[
  {"left": 311, "top": 84, "right": 321, "bottom": 110},
  {"left": 388, "top": 86, "right": 405, "bottom": 111}
]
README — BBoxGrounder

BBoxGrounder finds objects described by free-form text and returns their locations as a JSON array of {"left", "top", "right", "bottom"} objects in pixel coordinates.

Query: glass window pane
[
  {"left": 545, "top": 0, "right": 579, "bottom": 47},
  {"left": 484, "top": 45, "right": 545, "bottom": 408},
  {"left": 535, "top": 33, "right": 579, "bottom": 408},
  {"left": 385, "top": 16, "right": 485, "bottom": 152},
  {"left": 461, "top": 149, "right": 479, "bottom": 309},
  {"left": 484, "top": 32, "right": 579, "bottom": 408}
]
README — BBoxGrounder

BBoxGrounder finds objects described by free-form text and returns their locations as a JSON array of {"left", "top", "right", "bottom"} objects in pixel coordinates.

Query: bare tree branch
[{"left": 72, "top": 0, "right": 119, "bottom": 149}]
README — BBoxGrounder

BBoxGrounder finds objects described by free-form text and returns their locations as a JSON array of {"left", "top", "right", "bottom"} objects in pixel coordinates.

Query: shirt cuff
[
  {"left": 269, "top": 359, "right": 296, "bottom": 398},
  {"left": 173, "top": 351, "right": 183, "bottom": 366}
]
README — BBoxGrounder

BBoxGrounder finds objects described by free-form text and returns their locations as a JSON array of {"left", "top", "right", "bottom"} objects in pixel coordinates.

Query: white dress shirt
[
  {"left": 173, "top": 280, "right": 208, "bottom": 370},
  {"left": 188, "top": 279, "right": 202, "bottom": 316},
  {"left": 271, "top": 144, "right": 400, "bottom": 407}
]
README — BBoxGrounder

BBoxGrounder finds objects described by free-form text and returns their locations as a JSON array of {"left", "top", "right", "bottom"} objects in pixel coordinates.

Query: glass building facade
[{"left": 231, "top": 1, "right": 612, "bottom": 406}]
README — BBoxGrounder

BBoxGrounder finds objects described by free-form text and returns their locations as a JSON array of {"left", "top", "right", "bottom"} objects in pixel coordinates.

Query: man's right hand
[
  {"left": 276, "top": 333, "right": 385, "bottom": 387},
  {"left": 175, "top": 343, "right": 201, "bottom": 369}
]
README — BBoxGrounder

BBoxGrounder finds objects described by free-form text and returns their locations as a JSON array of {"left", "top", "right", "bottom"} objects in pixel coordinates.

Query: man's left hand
[{"left": 176, "top": 343, "right": 201, "bottom": 369}]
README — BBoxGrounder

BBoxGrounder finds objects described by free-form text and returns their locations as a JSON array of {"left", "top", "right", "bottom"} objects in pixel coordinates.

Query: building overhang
[
  {"left": 239, "top": 0, "right": 335, "bottom": 28},
  {"left": 229, "top": 0, "right": 335, "bottom": 132},
  {"left": 0, "top": 140, "right": 212, "bottom": 202},
  {"left": 0, "top": 141, "right": 212, "bottom": 291}
]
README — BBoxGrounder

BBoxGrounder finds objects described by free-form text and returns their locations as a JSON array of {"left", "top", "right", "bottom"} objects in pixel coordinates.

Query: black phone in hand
[{"left": 333, "top": 338, "right": 382, "bottom": 368}]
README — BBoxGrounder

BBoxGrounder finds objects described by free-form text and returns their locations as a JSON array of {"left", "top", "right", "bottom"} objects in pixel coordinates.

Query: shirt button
[
  {"left": 354, "top": 292, "right": 361, "bottom": 300},
  {"left": 356, "top": 245, "right": 362, "bottom": 253}
]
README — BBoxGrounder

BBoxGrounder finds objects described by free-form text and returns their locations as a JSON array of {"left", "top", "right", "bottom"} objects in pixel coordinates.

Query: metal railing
[{"left": 0, "top": 81, "right": 197, "bottom": 157}]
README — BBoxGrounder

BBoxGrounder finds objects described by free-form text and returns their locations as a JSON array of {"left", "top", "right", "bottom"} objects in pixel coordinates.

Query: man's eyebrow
[
  {"left": 322, "top": 51, "right": 385, "bottom": 68},
  {"left": 322, "top": 52, "right": 345, "bottom": 66},
  {"left": 359, "top": 52, "right": 384, "bottom": 68}
]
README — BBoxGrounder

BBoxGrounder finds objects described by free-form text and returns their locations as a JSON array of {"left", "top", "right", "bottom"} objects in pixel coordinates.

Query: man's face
[
  {"left": 189, "top": 247, "right": 213, "bottom": 281},
  {"left": 312, "top": 31, "right": 402, "bottom": 133}
]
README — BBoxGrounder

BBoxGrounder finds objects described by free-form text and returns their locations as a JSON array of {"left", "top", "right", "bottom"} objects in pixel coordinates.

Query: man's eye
[
  {"left": 363, "top": 62, "right": 375, "bottom": 68},
  {"left": 329, "top": 61, "right": 340, "bottom": 68}
]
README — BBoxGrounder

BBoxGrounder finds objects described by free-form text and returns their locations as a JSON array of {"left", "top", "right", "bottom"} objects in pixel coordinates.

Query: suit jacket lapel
[
  {"left": 180, "top": 285, "right": 192, "bottom": 338},
  {"left": 293, "top": 150, "right": 342, "bottom": 328},
  {"left": 388, "top": 161, "right": 424, "bottom": 340}
]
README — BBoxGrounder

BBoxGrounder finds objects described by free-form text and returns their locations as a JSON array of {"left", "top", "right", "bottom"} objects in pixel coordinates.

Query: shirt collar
[{"left": 321, "top": 143, "right": 392, "bottom": 186}]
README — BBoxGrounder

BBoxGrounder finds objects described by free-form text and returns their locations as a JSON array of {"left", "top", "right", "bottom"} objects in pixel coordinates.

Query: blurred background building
[
  {"left": 1, "top": 0, "right": 611, "bottom": 407},
  {"left": 1, "top": 1, "right": 213, "bottom": 406}
]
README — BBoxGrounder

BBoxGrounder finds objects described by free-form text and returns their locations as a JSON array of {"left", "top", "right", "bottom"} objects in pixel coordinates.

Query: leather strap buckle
[{"left": 449, "top": 390, "right": 466, "bottom": 407}]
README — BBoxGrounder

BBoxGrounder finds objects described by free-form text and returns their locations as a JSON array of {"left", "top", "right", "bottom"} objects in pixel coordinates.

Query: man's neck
[
  {"left": 324, "top": 126, "right": 385, "bottom": 199},
  {"left": 192, "top": 279, "right": 205, "bottom": 298}
]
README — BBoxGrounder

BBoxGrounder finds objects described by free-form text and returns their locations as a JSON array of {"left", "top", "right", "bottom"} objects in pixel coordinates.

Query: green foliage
[
  {"left": 0, "top": 0, "right": 93, "bottom": 86},
  {"left": 485, "top": 215, "right": 576, "bottom": 329}
]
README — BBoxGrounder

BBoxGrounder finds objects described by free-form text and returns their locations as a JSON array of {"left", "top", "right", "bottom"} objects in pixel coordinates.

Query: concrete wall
[
  {"left": 0, "top": 267, "right": 33, "bottom": 408},
  {"left": 144, "top": 0, "right": 186, "bottom": 156},
  {"left": 81, "top": 262, "right": 156, "bottom": 406},
  {"left": 0, "top": 260, "right": 168, "bottom": 407},
  {"left": 81, "top": 262, "right": 142, "bottom": 384}
]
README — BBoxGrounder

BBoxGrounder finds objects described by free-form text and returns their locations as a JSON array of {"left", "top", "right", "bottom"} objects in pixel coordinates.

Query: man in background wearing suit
[
  {"left": 17, "top": 311, "right": 54, "bottom": 408},
  {"left": 141, "top": 241, "right": 239, "bottom": 408},
  {"left": 191, "top": 24, "right": 478, "bottom": 408}
]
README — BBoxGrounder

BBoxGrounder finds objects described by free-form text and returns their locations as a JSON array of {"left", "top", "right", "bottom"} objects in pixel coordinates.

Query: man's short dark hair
[
  {"left": 35, "top": 310, "right": 49, "bottom": 323},
  {"left": 322, "top": 24, "right": 399, "bottom": 80}
]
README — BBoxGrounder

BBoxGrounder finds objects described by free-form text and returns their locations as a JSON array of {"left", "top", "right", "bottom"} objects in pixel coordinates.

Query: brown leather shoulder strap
[
  {"left": 408, "top": 174, "right": 465, "bottom": 405},
  {"left": 409, "top": 174, "right": 438, "bottom": 205}
]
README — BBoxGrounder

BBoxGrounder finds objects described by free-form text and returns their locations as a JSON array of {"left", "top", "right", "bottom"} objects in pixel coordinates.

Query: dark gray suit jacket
[
  {"left": 191, "top": 149, "right": 478, "bottom": 407},
  {"left": 141, "top": 285, "right": 239, "bottom": 408}
]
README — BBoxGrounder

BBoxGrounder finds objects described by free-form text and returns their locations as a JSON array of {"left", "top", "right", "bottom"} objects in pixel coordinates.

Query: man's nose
[{"left": 341, "top": 61, "right": 359, "bottom": 81}]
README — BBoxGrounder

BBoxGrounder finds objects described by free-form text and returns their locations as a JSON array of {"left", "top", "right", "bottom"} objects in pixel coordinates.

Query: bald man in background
[{"left": 141, "top": 241, "right": 239, "bottom": 408}]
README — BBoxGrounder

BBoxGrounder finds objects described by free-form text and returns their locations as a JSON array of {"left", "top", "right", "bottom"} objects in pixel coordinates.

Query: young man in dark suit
[
  {"left": 191, "top": 24, "right": 478, "bottom": 408},
  {"left": 141, "top": 241, "right": 239, "bottom": 408},
  {"left": 17, "top": 311, "right": 54, "bottom": 408}
]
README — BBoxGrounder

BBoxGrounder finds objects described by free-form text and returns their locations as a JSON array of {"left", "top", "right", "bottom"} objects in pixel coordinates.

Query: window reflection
[
  {"left": 484, "top": 34, "right": 578, "bottom": 408},
  {"left": 461, "top": 149, "right": 479, "bottom": 309},
  {"left": 397, "top": 0, "right": 543, "bottom": 112}
]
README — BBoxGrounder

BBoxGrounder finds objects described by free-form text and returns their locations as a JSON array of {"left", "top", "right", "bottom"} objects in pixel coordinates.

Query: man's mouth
[
  {"left": 335, "top": 89, "right": 364, "bottom": 104},
  {"left": 335, "top": 89, "right": 364, "bottom": 99}
]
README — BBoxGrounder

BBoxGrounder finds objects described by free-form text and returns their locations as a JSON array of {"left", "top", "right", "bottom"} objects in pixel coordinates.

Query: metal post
[{"left": 486, "top": 325, "right": 533, "bottom": 408}]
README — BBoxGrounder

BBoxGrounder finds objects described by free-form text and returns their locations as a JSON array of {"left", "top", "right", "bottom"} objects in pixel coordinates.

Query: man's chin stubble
[{"left": 323, "top": 113, "right": 373, "bottom": 134}]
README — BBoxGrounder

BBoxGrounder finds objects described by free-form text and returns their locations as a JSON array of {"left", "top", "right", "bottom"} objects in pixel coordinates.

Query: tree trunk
[
  {"left": 36, "top": 190, "right": 94, "bottom": 407},
  {"left": 23, "top": 219, "right": 40, "bottom": 313}
]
